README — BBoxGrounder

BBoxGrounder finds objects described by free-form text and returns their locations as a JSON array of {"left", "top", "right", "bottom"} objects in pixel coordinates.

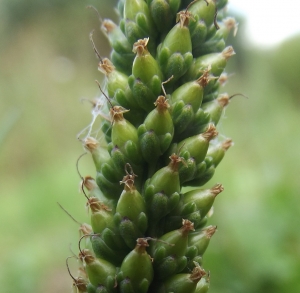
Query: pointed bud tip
[
  {"left": 202, "top": 124, "right": 218, "bottom": 141},
  {"left": 101, "top": 19, "right": 116, "bottom": 34},
  {"left": 222, "top": 139, "right": 233, "bottom": 151},
  {"left": 205, "top": 225, "right": 217, "bottom": 238},
  {"left": 132, "top": 38, "right": 149, "bottom": 56},
  {"left": 222, "top": 46, "right": 235, "bottom": 60},
  {"left": 211, "top": 183, "right": 224, "bottom": 196},
  {"left": 98, "top": 58, "right": 115, "bottom": 75},
  {"left": 190, "top": 262, "right": 206, "bottom": 283},
  {"left": 83, "top": 176, "right": 97, "bottom": 191},
  {"left": 83, "top": 137, "right": 99, "bottom": 152},
  {"left": 217, "top": 93, "right": 230, "bottom": 107}
]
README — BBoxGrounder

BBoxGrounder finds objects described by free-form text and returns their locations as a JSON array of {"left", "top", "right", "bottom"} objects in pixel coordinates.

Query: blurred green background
[{"left": 0, "top": 1, "right": 299, "bottom": 292}]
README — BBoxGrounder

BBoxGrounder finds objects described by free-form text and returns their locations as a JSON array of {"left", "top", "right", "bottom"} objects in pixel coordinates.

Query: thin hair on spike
[
  {"left": 57, "top": 202, "right": 82, "bottom": 225},
  {"left": 86, "top": 5, "right": 103, "bottom": 23},
  {"left": 89, "top": 30, "right": 103, "bottom": 62},
  {"left": 66, "top": 256, "right": 77, "bottom": 282},
  {"left": 95, "top": 80, "right": 113, "bottom": 108}
]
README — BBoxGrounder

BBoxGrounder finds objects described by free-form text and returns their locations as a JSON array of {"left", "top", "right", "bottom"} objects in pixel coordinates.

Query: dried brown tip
[
  {"left": 135, "top": 238, "right": 149, "bottom": 253},
  {"left": 154, "top": 95, "right": 170, "bottom": 112},
  {"left": 196, "top": 66, "right": 211, "bottom": 87},
  {"left": 181, "top": 219, "right": 195, "bottom": 234},
  {"left": 132, "top": 38, "right": 149, "bottom": 56},
  {"left": 101, "top": 19, "right": 116, "bottom": 34},
  {"left": 223, "top": 17, "right": 238, "bottom": 36},
  {"left": 168, "top": 153, "right": 184, "bottom": 172},
  {"left": 205, "top": 225, "right": 217, "bottom": 239},
  {"left": 83, "top": 176, "right": 97, "bottom": 191},
  {"left": 190, "top": 262, "right": 206, "bottom": 283},
  {"left": 73, "top": 276, "right": 87, "bottom": 293},
  {"left": 176, "top": 10, "right": 194, "bottom": 27},
  {"left": 218, "top": 73, "right": 228, "bottom": 86},
  {"left": 222, "top": 46, "right": 235, "bottom": 60},
  {"left": 201, "top": 124, "right": 218, "bottom": 141},
  {"left": 136, "top": 238, "right": 149, "bottom": 247},
  {"left": 120, "top": 164, "right": 137, "bottom": 192},
  {"left": 78, "top": 248, "right": 95, "bottom": 264},
  {"left": 83, "top": 137, "right": 99, "bottom": 153},
  {"left": 222, "top": 138, "right": 233, "bottom": 151},
  {"left": 217, "top": 93, "right": 230, "bottom": 107},
  {"left": 98, "top": 58, "right": 115, "bottom": 75},
  {"left": 89, "top": 30, "right": 102, "bottom": 62},
  {"left": 110, "top": 105, "right": 129, "bottom": 123},
  {"left": 88, "top": 197, "right": 111, "bottom": 213},
  {"left": 210, "top": 183, "right": 224, "bottom": 197},
  {"left": 80, "top": 223, "right": 93, "bottom": 236}
]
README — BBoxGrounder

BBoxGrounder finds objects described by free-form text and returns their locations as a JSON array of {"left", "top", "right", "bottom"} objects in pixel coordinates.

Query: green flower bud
[
  {"left": 201, "top": 93, "right": 231, "bottom": 125},
  {"left": 145, "top": 191, "right": 180, "bottom": 237},
  {"left": 110, "top": 106, "right": 143, "bottom": 165},
  {"left": 171, "top": 69, "right": 211, "bottom": 137},
  {"left": 110, "top": 50, "right": 134, "bottom": 75},
  {"left": 145, "top": 153, "right": 182, "bottom": 196},
  {"left": 152, "top": 219, "right": 194, "bottom": 259},
  {"left": 179, "top": 156, "right": 196, "bottom": 183},
  {"left": 188, "top": 164, "right": 215, "bottom": 187},
  {"left": 80, "top": 249, "right": 116, "bottom": 291},
  {"left": 118, "top": 238, "right": 154, "bottom": 293},
  {"left": 129, "top": 38, "right": 163, "bottom": 111},
  {"left": 155, "top": 263, "right": 206, "bottom": 293},
  {"left": 124, "top": 0, "right": 157, "bottom": 53},
  {"left": 182, "top": 46, "right": 235, "bottom": 83},
  {"left": 207, "top": 138, "right": 233, "bottom": 167},
  {"left": 151, "top": 219, "right": 194, "bottom": 279},
  {"left": 91, "top": 234, "right": 127, "bottom": 265},
  {"left": 188, "top": 225, "right": 217, "bottom": 256},
  {"left": 215, "top": 17, "right": 238, "bottom": 41},
  {"left": 101, "top": 19, "right": 133, "bottom": 55},
  {"left": 83, "top": 137, "right": 110, "bottom": 172},
  {"left": 138, "top": 96, "right": 174, "bottom": 164},
  {"left": 171, "top": 69, "right": 210, "bottom": 111},
  {"left": 148, "top": 0, "right": 181, "bottom": 33},
  {"left": 182, "top": 184, "right": 223, "bottom": 218},
  {"left": 189, "top": 19, "right": 207, "bottom": 56},
  {"left": 116, "top": 166, "right": 148, "bottom": 233},
  {"left": 157, "top": 11, "right": 193, "bottom": 81},
  {"left": 96, "top": 169, "right": 124, "bottom": 199},
  {"left": 98, "top": 58, "right": 129, "bottom": 98},
  {"left": 132, "top": 38, "right": 163, "bottom": 87},
  {"left": 89, "top": 197, "right": 115, "bottom": 234},
  {"left": 188, "top": 0, "right": 216, "bottom": 27},
  {"left": 176, "top": 107, "right": 210, "bottom": 141},
  {"left": 202, "top": 72, "right": 229, "bottom": 103},
  {"left": 115, "top": 216, "right": 144, "bottom": 249},
  {"left": 177, "top": 124, "right": 218, "bottom": 164}
]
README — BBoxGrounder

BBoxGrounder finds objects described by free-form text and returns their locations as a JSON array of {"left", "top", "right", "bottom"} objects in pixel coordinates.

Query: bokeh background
[{"left": 0, "top": 1, "right": 299, "bottom": 292}]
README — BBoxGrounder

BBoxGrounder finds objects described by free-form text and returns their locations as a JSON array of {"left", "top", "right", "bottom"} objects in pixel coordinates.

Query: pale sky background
[{"left": 228, "top": 0, "right": 300, "bottom": 47}]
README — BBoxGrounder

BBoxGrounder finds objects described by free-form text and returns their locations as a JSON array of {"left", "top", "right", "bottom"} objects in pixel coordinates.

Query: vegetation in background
[{"left": 0, "top": 1, "right": 299, "bottom": 292}]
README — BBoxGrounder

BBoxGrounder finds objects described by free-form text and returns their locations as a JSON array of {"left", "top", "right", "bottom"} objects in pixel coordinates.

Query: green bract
[{"left": 65, "top": 0, "right": 239, "bottom": 292}]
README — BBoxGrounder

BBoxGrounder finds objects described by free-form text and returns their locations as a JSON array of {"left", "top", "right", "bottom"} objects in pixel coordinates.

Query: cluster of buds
[{"left": 65, "top": 1, "right": 238, "bottom": 292}]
